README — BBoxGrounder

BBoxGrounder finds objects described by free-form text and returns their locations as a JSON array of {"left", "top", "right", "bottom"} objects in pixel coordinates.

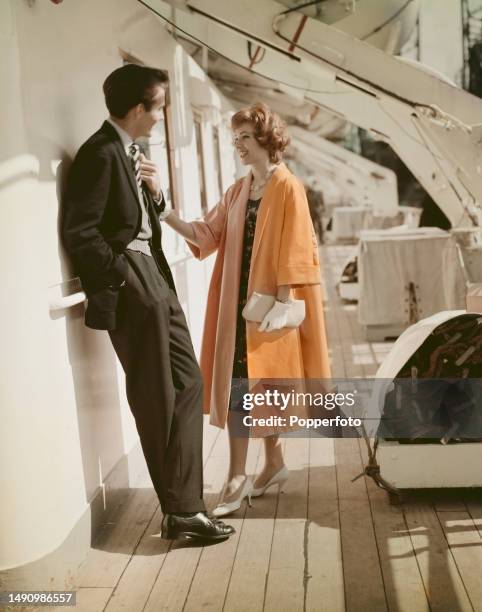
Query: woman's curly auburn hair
[{"left": 231, "top": 102, "right": 290, "bottom": 163}]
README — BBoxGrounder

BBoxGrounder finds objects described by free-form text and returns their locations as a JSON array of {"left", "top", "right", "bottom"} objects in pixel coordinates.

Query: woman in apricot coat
[
  {"left": 165, "top": 103, "right": 330, "bottom": 516},
  {"left": 188, "top": 162, "right": 331, "bottom": 422}
]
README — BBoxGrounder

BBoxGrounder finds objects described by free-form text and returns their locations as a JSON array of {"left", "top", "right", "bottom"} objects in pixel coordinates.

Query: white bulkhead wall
[{"left": 0, "top": 0, "right": 238, "bottom": 572}]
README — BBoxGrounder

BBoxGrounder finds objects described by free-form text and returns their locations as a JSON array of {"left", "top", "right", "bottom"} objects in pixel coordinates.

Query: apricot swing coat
[{"left": 187, "top": 162, "right": 331, "bottom": 430}]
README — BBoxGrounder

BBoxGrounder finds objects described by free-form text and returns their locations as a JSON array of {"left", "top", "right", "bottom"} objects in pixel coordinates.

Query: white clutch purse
[{"left": 242, "top": 292, "right": 306, "bottom": 328}]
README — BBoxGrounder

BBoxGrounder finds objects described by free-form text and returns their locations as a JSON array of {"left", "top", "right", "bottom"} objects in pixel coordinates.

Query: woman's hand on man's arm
[{"left": 163, "top": 211, "right": 198, "bottom": 246}]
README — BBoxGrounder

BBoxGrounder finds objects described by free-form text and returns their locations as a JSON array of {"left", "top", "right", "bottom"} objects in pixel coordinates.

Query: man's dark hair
[{"left": 103, "top": 64, "right": 168, "bottom": 118}]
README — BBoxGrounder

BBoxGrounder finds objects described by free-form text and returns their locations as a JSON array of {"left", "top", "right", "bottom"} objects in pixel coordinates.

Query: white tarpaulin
[
  {"left": 332, "top": 206, "right": 373, "bottom": 240},
  {"left": 358, "top": 229, "right": 466, "bottom": 327}
]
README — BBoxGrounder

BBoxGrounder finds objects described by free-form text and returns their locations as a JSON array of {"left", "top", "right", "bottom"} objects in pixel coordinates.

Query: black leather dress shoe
[{"left": 161, "top": 512, "right": 235, "bottom": 540}]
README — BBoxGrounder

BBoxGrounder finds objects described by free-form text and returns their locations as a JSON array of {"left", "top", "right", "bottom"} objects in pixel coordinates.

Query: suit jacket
[{"left": 62, "top": 120, "right": 175, "bottom": 330}]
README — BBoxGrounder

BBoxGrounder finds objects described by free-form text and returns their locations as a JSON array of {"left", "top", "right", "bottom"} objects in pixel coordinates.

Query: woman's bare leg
[
  {"left": 254, "top": 435, "right": 285, "bottom": 489},
  {"left": 219, "top": 423, "right": 250, "bottom": 501}
]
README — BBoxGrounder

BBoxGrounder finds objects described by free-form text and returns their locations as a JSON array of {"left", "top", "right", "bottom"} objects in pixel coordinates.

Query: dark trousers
[{"left": 108, "top": 250, "right": 205, "bottom": 514}]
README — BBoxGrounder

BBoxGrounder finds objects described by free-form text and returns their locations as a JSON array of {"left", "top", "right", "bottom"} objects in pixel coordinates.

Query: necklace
[{"left": 250, "top": 166, "right": 277, "bottom": 193}]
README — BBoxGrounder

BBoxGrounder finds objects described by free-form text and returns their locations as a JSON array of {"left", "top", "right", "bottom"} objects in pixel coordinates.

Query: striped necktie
[
  {"left": 128, "top": 142, "right": 152, "bottom": 232},
  {"left": 129, "top": 143, "right": 142, "bottom": 189}
]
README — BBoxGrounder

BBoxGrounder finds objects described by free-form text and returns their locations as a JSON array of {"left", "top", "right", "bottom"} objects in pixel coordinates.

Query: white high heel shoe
[
  {"left": 211, "top": 476, "right": 253, "bottom": 518},
  {"left": 251, "top": 465, "right": 289, "bottom": 498}
]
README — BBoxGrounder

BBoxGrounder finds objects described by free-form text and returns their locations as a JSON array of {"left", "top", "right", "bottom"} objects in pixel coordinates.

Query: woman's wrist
[
  {"left": 164, "top": 211, "right": 197, "bottom": 244},
  {"left": 159, "top": 208, "right": 172, "bottom": 221},
  {"left": 276, "top": 284, "right": 291, "bottom": 303}
]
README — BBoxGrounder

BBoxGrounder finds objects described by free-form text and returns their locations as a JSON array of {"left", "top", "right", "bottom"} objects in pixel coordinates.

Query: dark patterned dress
[{"left": 229, "top": 198, "right": 262, "bottom": 410}]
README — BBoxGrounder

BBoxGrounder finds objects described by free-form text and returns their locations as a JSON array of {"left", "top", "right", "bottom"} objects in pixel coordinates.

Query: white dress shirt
[{"left": 107, "top": 117, "right": 153, "bottom": 245}]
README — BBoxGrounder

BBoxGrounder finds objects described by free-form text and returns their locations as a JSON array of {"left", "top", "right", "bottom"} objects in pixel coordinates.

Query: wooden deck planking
[
  {"left": 337, "top": 244, "right": 432, "bottom": 611},
  {"left": 50, "top": 588, "right": 113, "bottom": 612},
  {"left": 434, "top": 500, "right": 469, "bottom": 512},
  {"left": 76, "top": 488, "right": 159, "bottom": 588},
  {"left": 182, "top": 437, "right": 263, "bottom": 612},
  {"left": 325, "top": 243, "right": 481, "bottom": 612},
  {"left": 48, "top": 243, "right": 482, "bottom": 611},
  {"left": 321, "top": 247, "right": 348, "bottom": 379},
  {"left": 263, "top": 437, "right": 310, "bottom": 612},
  {"left": 141, "top": 430, "right": 230, "bottom": 612},
  {"left": 61, "top": 588, "right": 112, "bottom": 612},
  {"left": 436, "top": 510, "right": 482, "bottom": 611},
  {"left": 141, "top": 535, "right": 204, "bottom": 612},
  {"left": 101, "top": 506, "right": 171, "bottom": 612},
  {"left": 466, "top": 501, "right": 482, "bottom": 538},
  {"left": 403, "top": 505, "right": 474, "bottom": 612},
  {"left": 335, "top": 438, "right": 388, "bottom": 612},
  {"left": 222, "top": 440, "right": 283, "bottom": 612},
  {"left": 305, "top": 436, "right": 345, "bottom": 612},
  {"left": 357, "top": 438, "right": 431, "bottom": 612},
  {"left": 98, "top": 419, "right": 221, "bottom": 610},
  {"left": 325, "top": 242, "right": 426, "bottom": 611}
]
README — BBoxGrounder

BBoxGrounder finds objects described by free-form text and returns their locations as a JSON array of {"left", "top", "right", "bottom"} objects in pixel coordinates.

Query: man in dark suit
[{"left": 63, "top": 64, "right": 234, "bottom": 541}]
